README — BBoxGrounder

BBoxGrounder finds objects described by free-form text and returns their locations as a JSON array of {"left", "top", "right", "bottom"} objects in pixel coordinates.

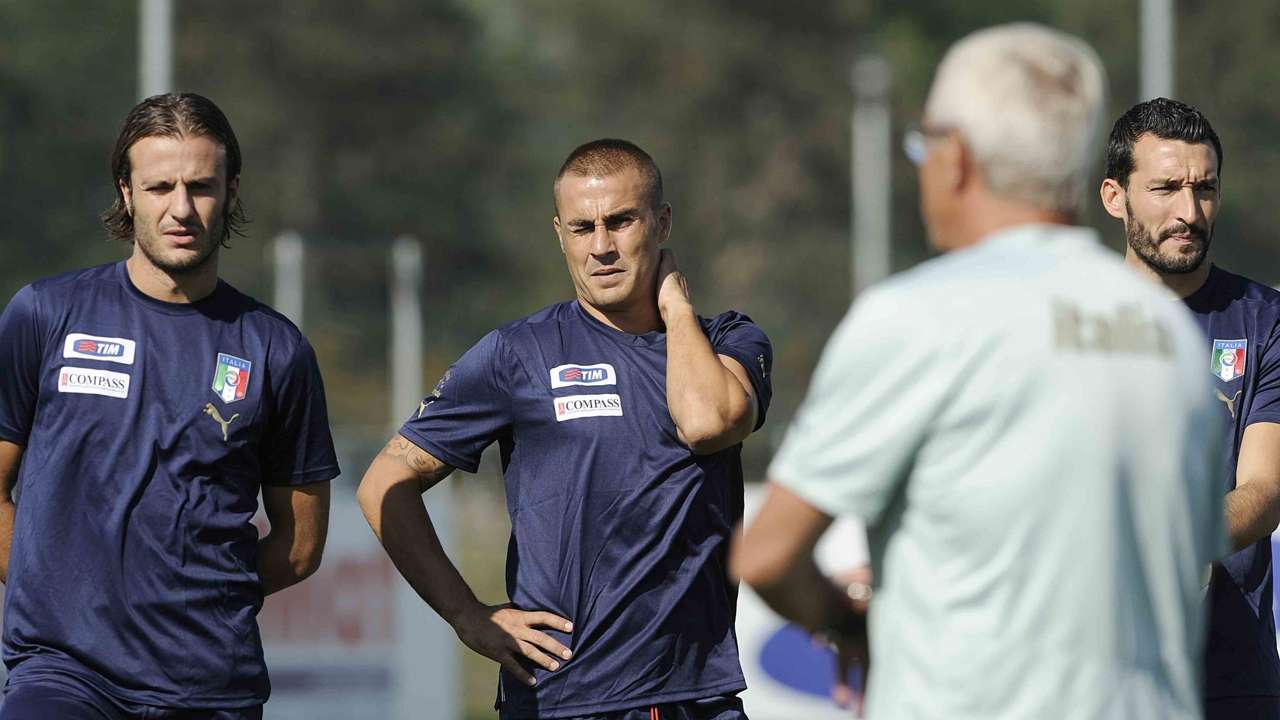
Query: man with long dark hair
[
  {"left": 0, "top": 93, "right": 338, "bottom": 718},
  {"left": 1101, "top": 97, "right": 1280, "bottom": 720}
]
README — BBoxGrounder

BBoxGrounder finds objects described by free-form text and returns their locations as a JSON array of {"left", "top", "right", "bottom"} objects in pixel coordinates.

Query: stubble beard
[
  {"left": 133, "top": 214, "right": 225, "bottom": 277},
  {"left": 1124, "top": 200, "right": 1212, "bottom": 275}
]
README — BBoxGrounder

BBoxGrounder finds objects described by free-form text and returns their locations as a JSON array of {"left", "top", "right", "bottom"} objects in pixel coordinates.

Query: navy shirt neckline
[
  {"left": 1182, "top": 264, "right": 1223, "bottom": 313},
  {"left": 116, "top": 260, "right": 232, "bottom": 316},
  {"left": 573, "top": 299, "right": 667, "bottom": 347}
]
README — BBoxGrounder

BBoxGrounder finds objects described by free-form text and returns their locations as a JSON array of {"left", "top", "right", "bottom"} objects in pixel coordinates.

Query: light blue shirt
[{"left": 771, "top": 224, "right": 1225, "bottom": 719}]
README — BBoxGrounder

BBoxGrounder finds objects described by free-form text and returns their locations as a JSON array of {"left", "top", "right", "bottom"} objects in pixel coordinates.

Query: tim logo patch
[
  {"left": 212, "top": 353, "right": 253, "bottom": 403},
  {"left": 554, "top": 394, "right": 623, "bottom": 421},
  {"left": 1212, "top": 339, "right": 1247, "bottom": 382},
  {"left": 58, "top": 366, "right": 130, "bottom": 399},
  {"left": 550, "top": 363, "right": 616, "bottom": 389},
  {"left": 62, "top": 333, "right": 135, "bottom": 365}
]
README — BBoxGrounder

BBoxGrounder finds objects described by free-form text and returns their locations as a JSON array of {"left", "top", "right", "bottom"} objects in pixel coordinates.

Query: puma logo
[
  {"left": 1215, "top": 388, "right": 1242, "bottom": 420},
  {"left": 202, "top": 403, "right": 240, "bottom": 442},
  {"left": 418, "top": 400, "right": 429, "bottom": 418}
]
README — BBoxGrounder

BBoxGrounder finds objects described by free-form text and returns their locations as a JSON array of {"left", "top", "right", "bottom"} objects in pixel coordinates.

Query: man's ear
[
  {"left": 553, "top": 215, "right": 564, "bottom": 254},
  {"left": 656, "top": 203, "right": 672, "bottom": 246},
  {"left": 1099, "top": 178, "right": 1128, "bottom": 221},
  {"left": 119, "top": 179, "right": 133, "bottom": 216},
  {"left": 227, "top": 175, "right": 240, "bottom": 207},
  {"left": 937, "top": 132, "right": 968, "bottom": 194}
]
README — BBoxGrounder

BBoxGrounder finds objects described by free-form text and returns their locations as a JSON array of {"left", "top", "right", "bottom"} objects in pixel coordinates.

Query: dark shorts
[
  {"left": 504, "top": 694, "right": 747, "bottom": 720},
  {"left": 0, "top": 678, "right": 262, "bottom": 720},
  {"left": 1204, "top": 696, "right": 1280, "bottom": 720}
]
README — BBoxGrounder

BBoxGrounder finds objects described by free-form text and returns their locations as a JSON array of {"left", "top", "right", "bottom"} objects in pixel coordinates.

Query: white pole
[
  {"left": 1140, "top": 0, "right": 1175, "bottom": 100},
  {"left": 138, "top": 0, "right": 173, "bottom": 99},
  {"left": 388, "top": 237, "right": 458, "bottom": 720},
  {"left": 390, "top": 237, "right": 424, "bottom": 424},
  {"left": 270, "top": 231, "right": 306, "bottom": 330},
  {"left": 851, "top": 55, "right": 893, "bottom": 298}
]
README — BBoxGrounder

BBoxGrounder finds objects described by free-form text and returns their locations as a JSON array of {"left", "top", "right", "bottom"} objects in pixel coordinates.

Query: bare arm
[
  {"left": 258, "top": 480, "right": 330, "bottom": 595},
  {"left": 1226, "top": 422, "right": 1280, "bottom": 552},
  {"left": 731, "top": 481, "right": 868, "bottom": 706},
  {"left": 732, "top": 482, "right": 854, "bottom": 631},
  {"left": 658, "top": 250, "right": 757, "bottom": 454},
  {"left": 357, "top": 434, "right": 573, "bottom": 685},
  {"left": 0, "top": 441, "right": 21, "bottom": 584}
]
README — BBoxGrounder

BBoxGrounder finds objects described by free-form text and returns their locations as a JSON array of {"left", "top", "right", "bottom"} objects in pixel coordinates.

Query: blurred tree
[
  {"left": 2, "top": 0, "right": 1279, "bottom": 455},
  {"left": 0, "top": 1, "right": 135, "bottom": 296},
  {"left": 4, "top": 4, "right": 1280, "bottom": 718},
  {"left": 176, "top": 0, "right": 524, "bottom": 428}
]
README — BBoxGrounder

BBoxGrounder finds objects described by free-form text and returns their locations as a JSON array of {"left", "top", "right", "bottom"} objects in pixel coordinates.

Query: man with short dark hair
[
  {"left": 1101, "top": 97, "right": 1280, "bottom": 719},
  {"left": 0, "top": 93, "right": 338, "bottom": 719},
  {"left": 358, "top": 138, "right": 772, "bottom": 719}
]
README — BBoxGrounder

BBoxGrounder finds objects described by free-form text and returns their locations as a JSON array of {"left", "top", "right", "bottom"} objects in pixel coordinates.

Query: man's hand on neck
[{"left": 656, "top": 248, "right": 694, "bottom": 326}]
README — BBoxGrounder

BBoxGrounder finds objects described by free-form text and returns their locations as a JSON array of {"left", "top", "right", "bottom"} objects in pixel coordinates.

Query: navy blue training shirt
[
  {"left": 1184, "top": 265, "right": 1280, "bottom": 699},
  {"left": 399, "top": 300, "right": 772, "bottom": 718},
  {"left": 0, "top": 261, "right": 339, "bottom": 708}
]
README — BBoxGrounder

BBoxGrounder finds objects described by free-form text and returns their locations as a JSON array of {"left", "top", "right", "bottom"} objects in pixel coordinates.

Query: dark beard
[
  {"left": 1124, "top": 199, "right": 1211, "bottom": 275},
  {"left": 134, "top": 215, "right": 225, "bottom": 276}
]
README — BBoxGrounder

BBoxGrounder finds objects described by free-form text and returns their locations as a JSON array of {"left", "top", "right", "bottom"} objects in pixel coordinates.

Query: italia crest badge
[
  {"left": 1211, "top": 339, "right": 1246, "bottom": 382},
  {"left": 212, "top": 353, "right": 253, "bottom": 403}
]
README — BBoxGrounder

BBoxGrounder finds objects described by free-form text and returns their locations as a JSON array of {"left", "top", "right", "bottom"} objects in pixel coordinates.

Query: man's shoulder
[
  {"left": 222, "top": 282, "right": 302, "bottom": 339},
  {"left": 698, "top": 309, "right": 769, "bottom": 344},
  {"left": 25, "top": 262, "right": 120, "bottom": 301},
  {"left": 1195, "top": 266, "right": 1280, "bottom": 343},
  {"left": 196, "top": 281, "right": 313, "bottom": 372},
  {"left": 1211, "top": 266, "right": 1280, "bottom": 308},
  {"left": 489, "top": 300, "right": 579, "bottom": 343}
]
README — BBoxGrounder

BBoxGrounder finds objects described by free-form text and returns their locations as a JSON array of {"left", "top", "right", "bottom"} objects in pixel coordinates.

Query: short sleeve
[
  {"left": 768, "top": 288, "right": 952, "bottom": 524},
  {"left": 0, "top": 286, "right": 43, "bottom": 446},
  {"left": 1244, "top": 323, "right": 1280, "bottom": 427},
  {"left": 398, "top": 330, "right": 512, "bottom": 474},
  {"left": 709, "top": 312, "right": 773, "bottom": 431},
  {"left": 262, "top": 336, "right": 341, "bottom": 486}
]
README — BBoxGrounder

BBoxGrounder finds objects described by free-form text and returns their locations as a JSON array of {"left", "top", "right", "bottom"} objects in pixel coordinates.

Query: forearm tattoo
[{"left": 382, "top": 436, "right": 452, "bottom": 491}]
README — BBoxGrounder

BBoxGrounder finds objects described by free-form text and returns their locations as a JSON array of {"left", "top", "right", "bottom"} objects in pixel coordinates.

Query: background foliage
[
  {"left": 4, "top": 2, "right": 1277, "bottom": 453},
  {"left": 3, "top": 3, "right": 1278, "bottom": 716}
]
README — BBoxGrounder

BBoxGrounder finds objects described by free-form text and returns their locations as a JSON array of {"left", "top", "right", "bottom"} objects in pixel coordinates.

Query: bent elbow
[
  {"left": 293, "top": 545, "right": 324, "bottom": 581},
  {"left": 729, "top": 537, "right": 779, "bottom": 589},
  {"left": 355, "top": 475, "right": 383, "bottom": 518},
  {"left": 678, "top": 418, "right": 747, "bottom": 455}
]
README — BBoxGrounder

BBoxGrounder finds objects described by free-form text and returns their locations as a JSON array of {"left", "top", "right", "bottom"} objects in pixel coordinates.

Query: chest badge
[
  {"left": 1211, "top": 339, "right": 1247, "bottom": 382},
  {"left": 203, "top": 403, "right": 240, "bottom": 442},
  {"left": 212, "top": 353, "right": 253, "bottom": 403}
]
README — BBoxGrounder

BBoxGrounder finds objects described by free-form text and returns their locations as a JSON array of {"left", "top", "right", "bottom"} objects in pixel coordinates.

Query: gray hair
[{"left": 924, "top": 23, "right": 1107, "bottom": 216}]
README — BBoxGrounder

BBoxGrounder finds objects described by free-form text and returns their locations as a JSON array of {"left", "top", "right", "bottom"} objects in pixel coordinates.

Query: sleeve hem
[
  {"left": 397, "top": 426, "right": 479, "bottom": 474},
  {"left": 262, "top": 464, "right": 341, "bottom": 487},
  {"left": 0, "top": 426, "right": 27, "bottom": 446},
  {"left": 715, "top": 346, "right": 769, "bottom": 431},
  {"left": 769, "top": 465, "right": 876, "bottom": 525},
  {"left": 1243, "top": 414, "right": 1280, "bottom": 428}
]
